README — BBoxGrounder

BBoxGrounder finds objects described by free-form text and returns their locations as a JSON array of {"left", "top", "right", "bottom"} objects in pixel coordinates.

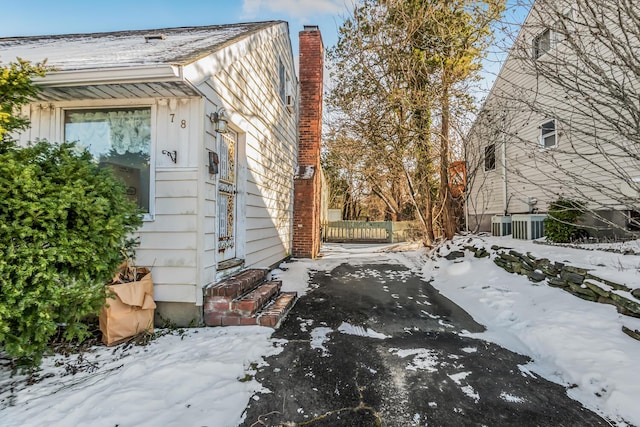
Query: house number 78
[{"left": 169, "top": 114, "right": 187, "bottom": 128}]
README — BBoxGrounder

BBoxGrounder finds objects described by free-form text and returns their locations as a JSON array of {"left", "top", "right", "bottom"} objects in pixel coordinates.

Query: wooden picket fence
[{"left": 321, "top": 221, "right": 420, "bottom": 243}]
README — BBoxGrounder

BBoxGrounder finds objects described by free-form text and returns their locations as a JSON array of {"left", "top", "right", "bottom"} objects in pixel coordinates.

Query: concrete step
[
  {"left": 215, "top": 258, "right": 245, "bottom": 281},
  {"left": 230, "top": 280, "right": 282, "bottom": 316}
]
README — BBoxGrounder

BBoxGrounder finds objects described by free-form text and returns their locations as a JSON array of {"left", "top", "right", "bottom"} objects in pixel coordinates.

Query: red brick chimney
[{"left": 292, "top": 25, "right": 324, "bottom": 258}]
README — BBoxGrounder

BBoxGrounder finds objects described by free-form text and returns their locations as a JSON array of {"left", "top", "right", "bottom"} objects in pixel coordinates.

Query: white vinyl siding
[
  {"left": 467, "top": 1, "right": 640, "bottom": 229},
  {"left": 14, "top": 22, "right": 297, "bottom": 308},
  {"left": 18, "top": 97, "right": 203, "bottom": 304},
  {"left": 193, "top": 22, "right": 297, "bottom": 272}
]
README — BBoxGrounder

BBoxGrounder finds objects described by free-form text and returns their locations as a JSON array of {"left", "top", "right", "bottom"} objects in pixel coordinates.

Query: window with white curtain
[{"left": 65, "top": 108, "right": 151, "bottom": 212}]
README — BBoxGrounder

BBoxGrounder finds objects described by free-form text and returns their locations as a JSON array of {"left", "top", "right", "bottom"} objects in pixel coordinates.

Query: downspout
[
  {"left": 464, "top": 138, "right": 469, "bottom": 232},
  {"left": 501, "top": 113, "right": 508, "bottom": 215}
]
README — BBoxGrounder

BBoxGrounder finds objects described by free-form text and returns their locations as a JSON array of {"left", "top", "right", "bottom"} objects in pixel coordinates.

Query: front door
[{"left": 217, "top": 130, "right": 237, "bottom": 261}]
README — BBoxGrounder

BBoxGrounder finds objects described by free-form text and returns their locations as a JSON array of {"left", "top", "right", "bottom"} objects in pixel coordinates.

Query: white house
[
  {"left": 466, "top": 0, "right": 640, "bottom": 238},
  {"left": 0, "top": 21, "right": 300, "bottom": 324}
]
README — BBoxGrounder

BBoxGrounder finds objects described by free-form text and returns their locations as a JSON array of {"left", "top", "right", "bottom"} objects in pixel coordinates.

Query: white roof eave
[{"left": 35, "top": 64, "right": 183, "bottom": 87}]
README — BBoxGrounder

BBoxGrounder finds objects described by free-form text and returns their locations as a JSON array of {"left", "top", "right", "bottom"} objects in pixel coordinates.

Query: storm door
[{"left": 217, "top": 130, "right": 238, "bottom": 261}]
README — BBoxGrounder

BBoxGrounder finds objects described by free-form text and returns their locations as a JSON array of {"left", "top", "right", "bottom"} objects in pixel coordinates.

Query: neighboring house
[
  {"left": 466, "top": 0, "right": 640, "bottom": 238},
  {"left": 0, "top": 22, "right": 301, "bottom": 325}
]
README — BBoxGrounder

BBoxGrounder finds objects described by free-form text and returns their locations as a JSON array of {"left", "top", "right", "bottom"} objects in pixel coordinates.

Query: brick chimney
[{"left": 292, "top": 25, "right": 324, "bottom": 258}]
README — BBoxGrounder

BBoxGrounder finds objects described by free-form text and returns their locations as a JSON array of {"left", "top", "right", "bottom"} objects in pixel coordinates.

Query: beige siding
[
  {"left": 190, "top": 22, "right": 297, "bottom": 275},
  {"left": 16, "top": 97, "right": 204, "bottom": 304},
  {"left": 13, "top": 22, "right": 297, "bottom": 307},
  {"left": 468, "top": 0, "right": 640, "bottom": 231}
]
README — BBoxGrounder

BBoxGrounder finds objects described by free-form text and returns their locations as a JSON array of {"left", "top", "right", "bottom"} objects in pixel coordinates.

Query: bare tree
[{"left": 326, "top": 0, "right": 505, "bottom": 244}]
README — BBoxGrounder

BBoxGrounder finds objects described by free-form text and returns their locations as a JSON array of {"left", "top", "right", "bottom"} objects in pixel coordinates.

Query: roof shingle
[{"left": 0, "top": 21, "right": 282, "bottom": 70}]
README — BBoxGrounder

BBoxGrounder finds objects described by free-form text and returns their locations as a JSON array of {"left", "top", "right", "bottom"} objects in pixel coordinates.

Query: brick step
[
  {"left": 205, "top": 268, "right": 268, "bottom": 299},
  {"left": 230, "top": 280, "right": 282, "bottom": 316},
  {"left": 204, "top": 291, "right": 297, "bottom": 327},
  {"left": 256, "top": 291, "right": 297, "bottom": 328}
]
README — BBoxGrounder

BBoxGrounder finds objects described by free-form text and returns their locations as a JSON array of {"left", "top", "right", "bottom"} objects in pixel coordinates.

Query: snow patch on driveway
[
  {"left": 500, "top": 391, "right": 526, "bottom": 403},
  {"left": 310, "top": 327, "right": 333, "bottom": 356},
  {"left": 337, "top": 322, "right": 390, "bottom": 339},
  {"left": 425, "top": 235, "right": 640, "bottom": 426},
  {"left": 390, "top": 348, "right": 439, "bottom": 372},
  {"left": 448, "top": 371, "right": 480, "bottom": 403}
]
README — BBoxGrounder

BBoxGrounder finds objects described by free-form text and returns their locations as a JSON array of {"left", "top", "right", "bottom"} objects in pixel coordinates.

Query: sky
[
  {"left": 2, "top": 237, "right": 639, "bottom": 426},
  {"left": 0, "top": 0, "right": 530, "bottom": 95},
  {"left": 0, "top": 0, "right": 352, "bottom": 66}
]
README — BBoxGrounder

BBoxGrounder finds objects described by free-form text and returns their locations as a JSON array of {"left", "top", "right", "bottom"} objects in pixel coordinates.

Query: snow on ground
[
  {"left": 2, "top": 238, "right": 640, "bottom": 426},
  {"left": 1, "top": 327, "right": 284, "bottom": 427},
  {"left": 337, "top": 322, "right": 390, "bottom": 339},
  {"left": 424, "top": 235, "right": 640, "bottom": 427},
  {"left": 0, "top": 256, "right": 321, "bottom": 427}
]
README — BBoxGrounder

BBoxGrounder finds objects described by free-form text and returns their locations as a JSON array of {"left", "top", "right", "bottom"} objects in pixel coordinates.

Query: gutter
[{"left": 34, "top": 64, "right": 183, "bottom": 87}]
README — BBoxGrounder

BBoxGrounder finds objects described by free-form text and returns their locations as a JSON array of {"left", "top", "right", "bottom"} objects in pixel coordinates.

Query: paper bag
[{"left": 99, "top": 271, "right": 156, "bottom": 346}]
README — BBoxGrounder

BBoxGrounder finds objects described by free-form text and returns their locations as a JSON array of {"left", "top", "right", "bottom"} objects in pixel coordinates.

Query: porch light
[{"left": 209, "top": 108, "right": 228, "bottom": 133}]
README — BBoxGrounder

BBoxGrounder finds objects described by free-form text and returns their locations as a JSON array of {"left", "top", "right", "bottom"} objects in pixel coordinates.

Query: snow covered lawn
[
  {"left": 425, "top": 235, "right": 640, "bottom": 427},
  {"left": 0, "top": 259, "right": 315, "bottom": 427},
  {"left": 1, "top": 237, "right": 640, "bottom": 426},
  {"left": 1, "top": 327, "right": 283, "bottom": 427}
]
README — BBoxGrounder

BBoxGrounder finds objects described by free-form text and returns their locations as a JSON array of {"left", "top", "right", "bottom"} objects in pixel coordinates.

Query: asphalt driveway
[{"left": 241, "top": 246, "right": 608, "bottom": 426}]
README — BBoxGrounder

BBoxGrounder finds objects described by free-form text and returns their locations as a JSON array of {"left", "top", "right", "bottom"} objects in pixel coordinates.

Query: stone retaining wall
[{"left": 458, "top": 245, "right": 640, "bottom": 340}]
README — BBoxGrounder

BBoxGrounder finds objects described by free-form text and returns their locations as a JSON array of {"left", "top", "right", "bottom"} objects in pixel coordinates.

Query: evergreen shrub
[
  {"left": 0, "top": 141, "right": 142, "bottom": 366},
  {"left": 544, "top": 197, "right": 586, "bottom": 243}
]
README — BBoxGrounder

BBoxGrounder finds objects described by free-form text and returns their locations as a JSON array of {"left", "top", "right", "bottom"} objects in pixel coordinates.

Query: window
[
  {"left": 540, "top": 119, "right": 557, "bottom": 148},
  {"left": 278, "top": 57, "right": 293, "bottom": 108},
  {"left": 484, "top": 144, "right": 496, "bottom": 171},
  {"left": 628, "top": 210, "right": 640, "bottom": 231},
  {"left": 533, "top": 9, "right": 572, "bottom": 60},
  {"left": 65, "top": 108, "right": 152, "bottom": 212},
  {"left": 532, "top": 28, "right": 551, "bottom": 59}
]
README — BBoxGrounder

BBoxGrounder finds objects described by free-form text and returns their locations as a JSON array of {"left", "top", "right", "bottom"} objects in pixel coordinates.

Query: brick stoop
[
  {"left": 256, "top": 292, "right": 297, "bottom": 328},
  {"left": 203, "top": 269, "right": 297, "bottom": 327},
  {"left": 206, "top": 269, "right": 268, "bottom": 299}
]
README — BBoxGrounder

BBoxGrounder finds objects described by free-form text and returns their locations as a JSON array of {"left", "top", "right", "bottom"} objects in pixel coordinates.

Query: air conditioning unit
[
  {"left": 491, "top": 215, "right": 512, "bottom": 236},
  {"left": 285, "top": 94, "right": 295, "bottom": 113},
  {"left": 512, "top": 214, "right": 547, "bottom": 239}
]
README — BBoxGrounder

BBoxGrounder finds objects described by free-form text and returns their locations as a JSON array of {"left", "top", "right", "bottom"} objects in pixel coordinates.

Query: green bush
[
  {"left": 544, "top": 197, "right": 586, "bottom": 243},
  {"left": 1, "top": 59, "right": 48, "bottom": 148},
  {"left": 0, "top": 141, "right": 142, "bottom": 366}
]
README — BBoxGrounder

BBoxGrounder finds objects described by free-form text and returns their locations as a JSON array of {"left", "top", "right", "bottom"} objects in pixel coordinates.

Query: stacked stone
[{"left": 462, "top": 245, "right": 640, "bottom": 322}]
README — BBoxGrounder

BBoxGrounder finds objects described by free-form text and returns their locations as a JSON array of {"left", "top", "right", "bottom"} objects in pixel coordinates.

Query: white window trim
[
  {"left": 539, "top": 118, "right": 558, "bottom": 149},
  {"left": 533, "top": 8, "right": 574, "bottom": 60},
  {"left": 58, "top": 101, "right": 157, "bottom": 221},
  {"left": 532, "top": 28, "right": 551, "bottom": 60}
]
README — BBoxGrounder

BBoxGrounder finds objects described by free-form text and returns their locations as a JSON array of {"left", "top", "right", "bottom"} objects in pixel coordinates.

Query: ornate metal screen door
[{"left": 217, "top": 130, "right": 237, "bottom": 261}]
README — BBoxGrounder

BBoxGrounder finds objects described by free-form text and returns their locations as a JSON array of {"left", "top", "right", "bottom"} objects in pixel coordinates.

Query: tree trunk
[
  {"left": 424, "top": 187, "right": 435, "bottom": 245},
  {"left": 439, "top": 78, "right": 456, "bottom": 240}
]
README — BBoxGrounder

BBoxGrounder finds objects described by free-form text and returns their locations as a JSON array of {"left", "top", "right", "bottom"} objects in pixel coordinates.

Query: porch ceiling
[{"left": 35, "top": 81, "right": 201, "bottom": 102}]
